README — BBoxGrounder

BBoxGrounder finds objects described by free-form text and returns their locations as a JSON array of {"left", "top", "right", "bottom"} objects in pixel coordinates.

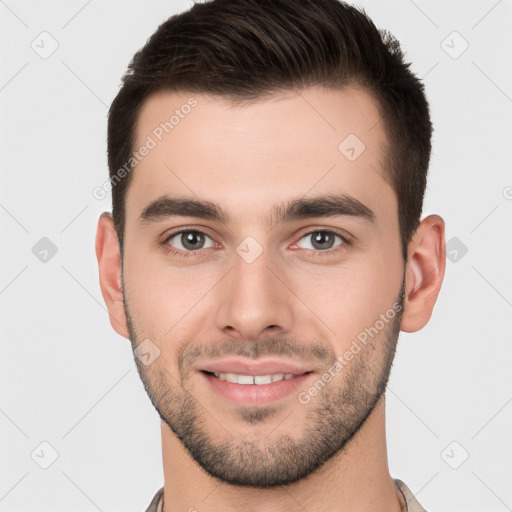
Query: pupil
[
  {"left": 183, "top": 231, "right": 203, "bottom": 250},
  {"left": 313, "top": 232, "right": 333, "bottom": 250}
]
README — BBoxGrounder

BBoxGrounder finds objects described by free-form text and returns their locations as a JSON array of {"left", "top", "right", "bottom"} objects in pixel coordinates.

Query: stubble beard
[{"left": 123, "top": 278, "right": 404, "bottom": 488}]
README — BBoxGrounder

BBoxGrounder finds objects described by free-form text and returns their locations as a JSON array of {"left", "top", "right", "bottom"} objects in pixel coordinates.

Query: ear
[
  {"left": 401, "top": 214, "right": 446, "bottom": 333},
  {"left": 95, "top": 212, "right": 129, "bottom": 338}
]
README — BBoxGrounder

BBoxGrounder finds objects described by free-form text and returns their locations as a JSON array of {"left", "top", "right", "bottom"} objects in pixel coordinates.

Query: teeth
[
  {"left": 212, "top": 372, "right": 296, "bottom": 384},
  {"left": 237, "top": 374, "right": 254, "bottom": 385}
]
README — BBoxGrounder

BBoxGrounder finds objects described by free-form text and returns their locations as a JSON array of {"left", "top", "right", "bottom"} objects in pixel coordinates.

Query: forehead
[{"left": 127, "top": 85, "right": 394, "bottom": 227}]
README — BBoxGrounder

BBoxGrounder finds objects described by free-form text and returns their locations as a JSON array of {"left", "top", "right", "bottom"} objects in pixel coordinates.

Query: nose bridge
[{"left": 215, "top": 240, "right": 294, "bottom": 340}]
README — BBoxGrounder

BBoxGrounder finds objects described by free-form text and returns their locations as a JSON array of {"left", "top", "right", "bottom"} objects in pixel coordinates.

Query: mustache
[{"left": 177, "top": 337, "right": 335, "bottom": 373}]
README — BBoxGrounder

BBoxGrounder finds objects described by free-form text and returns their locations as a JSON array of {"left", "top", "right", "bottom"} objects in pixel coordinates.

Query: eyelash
[{"left": 162, "top": 228, "right": 351, "bottom": 259}]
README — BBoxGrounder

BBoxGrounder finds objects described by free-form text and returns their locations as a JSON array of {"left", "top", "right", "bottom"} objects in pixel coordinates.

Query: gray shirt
[{"left": 144, "top": 478, "right": 427, "bottom": 511}]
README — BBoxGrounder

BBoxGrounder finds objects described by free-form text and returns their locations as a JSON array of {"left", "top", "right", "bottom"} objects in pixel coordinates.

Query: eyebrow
[{"left": 139, "top": 193, "right": 375, "bottom": 226}]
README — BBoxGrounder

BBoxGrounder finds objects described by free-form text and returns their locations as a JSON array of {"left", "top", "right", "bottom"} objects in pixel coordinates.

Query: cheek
[
  {"left": 122, "top": 248, "right": 216, "bottom": 336},
  {"left": 288, "top": 250, "right": 403, "bottom": 348}
]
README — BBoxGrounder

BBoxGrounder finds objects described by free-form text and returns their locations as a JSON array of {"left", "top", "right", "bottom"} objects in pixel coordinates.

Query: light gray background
[{"left": 1, "top": 0, "right": 511, "bottom": 510}]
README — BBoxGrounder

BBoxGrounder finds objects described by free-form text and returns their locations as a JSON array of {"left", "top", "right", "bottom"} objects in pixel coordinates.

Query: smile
[
  {"left": 200, "top": 370, "right": 315, "bottom": 405},
  {"left": 209, "top": 372, "right": 296, "bottom": 384}
]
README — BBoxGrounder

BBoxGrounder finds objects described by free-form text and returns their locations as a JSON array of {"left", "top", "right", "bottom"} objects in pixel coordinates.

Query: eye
[
  {"left": 295, "top": 230, "right": 347, "bottom": 252},
  {"left": 165, "top": 230, "right": 215, "bottom": 252}
]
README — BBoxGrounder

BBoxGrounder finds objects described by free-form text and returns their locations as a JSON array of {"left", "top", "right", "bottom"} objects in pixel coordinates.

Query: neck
[{"left": 160, "top": 394, "right": 405, "bottom": 512}]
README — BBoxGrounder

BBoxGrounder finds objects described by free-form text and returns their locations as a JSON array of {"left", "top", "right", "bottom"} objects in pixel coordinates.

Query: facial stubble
[{"left": 123, "top": 276, "right": 405, "bottom": 488}]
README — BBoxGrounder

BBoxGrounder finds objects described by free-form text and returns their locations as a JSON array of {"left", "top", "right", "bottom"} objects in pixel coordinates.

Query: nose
[{"left": 215, "top": 245, "right": 295, "bottom": 343}]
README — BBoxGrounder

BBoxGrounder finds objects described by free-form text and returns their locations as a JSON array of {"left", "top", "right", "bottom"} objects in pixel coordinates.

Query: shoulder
[
  {"left": 144, "top": 486, "right": 164, "bottom": 512},
  {"left": 394, "top": 479, "right": 428, "bottom": 512}
]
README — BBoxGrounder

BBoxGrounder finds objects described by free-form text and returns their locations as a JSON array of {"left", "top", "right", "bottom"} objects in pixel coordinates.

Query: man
[{"left": 96, "top": 0, "right": 445, "bottom": 510}]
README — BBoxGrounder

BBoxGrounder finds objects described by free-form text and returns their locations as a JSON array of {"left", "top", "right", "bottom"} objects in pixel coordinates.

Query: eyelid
[
  {"left": 289, "top": 228, "right": 350, "bottom": 254},
  {"left": 292, "top": 226, "right": 352, "bottom": 245},
  {"left": 163, "top": 227, "right": 220, "bottom": 248},
  {"left": 162, "top": 225, "right": 217, "bottom": 243},
  {"left": 168, "top": 230, "right": 215, "bottom": 248},
  {"left": 161, "top": 226, "right": 352, "bottom": 257}
]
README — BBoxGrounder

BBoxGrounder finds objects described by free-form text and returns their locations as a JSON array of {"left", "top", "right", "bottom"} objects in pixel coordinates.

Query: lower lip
[{"left": 199, "top": 371, "right": 315, "bottom": 406}]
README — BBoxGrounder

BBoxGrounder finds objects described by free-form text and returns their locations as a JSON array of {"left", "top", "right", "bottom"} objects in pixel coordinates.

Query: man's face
[{"left": 121, "top": 86, "right": 405, "bottom": 487}]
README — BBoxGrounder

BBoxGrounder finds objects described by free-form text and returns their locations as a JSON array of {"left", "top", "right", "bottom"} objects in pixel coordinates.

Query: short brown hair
[{"left": 107, "top": 0, "right": 432, "bottom": 259}]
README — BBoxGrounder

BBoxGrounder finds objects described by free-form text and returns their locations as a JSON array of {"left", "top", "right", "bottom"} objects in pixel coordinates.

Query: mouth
[
  {"left": 201, "top": 370, "right": 312, "bottom": 384},
  {"left": 199, "top": 369, "right": 315, "bottom": 406}
]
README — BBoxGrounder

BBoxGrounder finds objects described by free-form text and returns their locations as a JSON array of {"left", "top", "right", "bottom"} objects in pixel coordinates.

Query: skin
[{"left": 96, "top": 85, "right": 446, "bottom": 512}]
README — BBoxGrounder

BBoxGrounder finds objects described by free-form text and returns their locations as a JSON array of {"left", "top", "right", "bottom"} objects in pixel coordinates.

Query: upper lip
[{"left": 198, "top": 358, "right": 315, "bottom": 376}]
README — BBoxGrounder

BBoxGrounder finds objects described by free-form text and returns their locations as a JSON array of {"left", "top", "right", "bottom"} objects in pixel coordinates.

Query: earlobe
[
  {"left": 95, "top": 213, "right": 130, "bottom": 338},
  {"left": 401, "top": 214, "right": 446, "bottom": 333}
]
